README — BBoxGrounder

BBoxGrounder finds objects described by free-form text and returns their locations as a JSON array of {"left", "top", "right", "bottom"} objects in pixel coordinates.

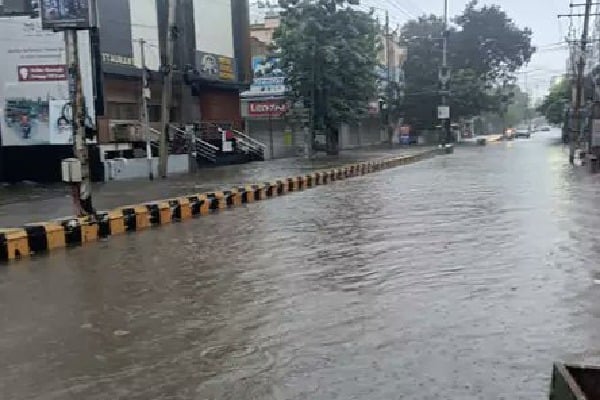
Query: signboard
[
  {"left": 41, "top": 0, "right": 93, "bottom": 30},
  {"left": 246, "top": 55, "right": 286, "bottom": 95},
  {"left": 248, "top": 101, "right": 288, "bottom": 117},
  {"left": 196, "top": 51, "right": 236, "bottom": 81},
  {"left": 17, "top": 64, "right": 66, "bottom": 81},
  {"left": 218, "top": 56, "right": 235, "bottom": 81},
  {"left": 0, "top": 16, "right": 94, "bottom": 146},
  {"left": 438, "top": 105, "right": 450, "bottom": 120}
]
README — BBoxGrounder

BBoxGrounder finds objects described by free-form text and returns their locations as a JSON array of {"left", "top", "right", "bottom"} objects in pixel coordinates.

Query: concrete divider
[
  {"left": 206, "top": 192, "right": 227, "bottom": 210},
  {"left": 146, "top": 202, "right": 172, "bottom": 225},
  {"left": 0, "top": 229, "right": 30, "bottom": 261},
  {"left": 0, "top": 150, "right": 443, "bottom": 263},
  {"left": 24, "top": 222, "right": 66, "bottom": 253},
  {"left": 60, "top": 217, "right": 99, "bottom": 246},
  {"left": 168, "top": 198, "right": 193, "bottom": 221},
  {"left": 120, "top": 206, "right": 151, "bottom": 232},
  {"left": 98, "top": 211, "right": 125, "bottom": 238}
]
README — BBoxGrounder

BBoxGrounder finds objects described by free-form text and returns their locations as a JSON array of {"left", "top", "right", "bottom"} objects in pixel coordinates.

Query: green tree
[
  {"left": 537, "top": 77, "right": 570, "bottom": 125},
  {"left": 275, "top": 0, "right": 380, "bottom": 154},
  {"left": 401, "top": 1, "right": 534, "bottom": 130}
]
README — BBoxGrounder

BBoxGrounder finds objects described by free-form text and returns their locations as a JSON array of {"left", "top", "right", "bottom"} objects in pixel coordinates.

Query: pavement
[{"left": 0, "top": 146, "right": 433, "bottom": 227}]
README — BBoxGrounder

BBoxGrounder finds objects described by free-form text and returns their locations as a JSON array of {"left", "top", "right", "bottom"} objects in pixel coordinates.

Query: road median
[{"left": 0, "top": 148, "right": 442, "bottom": 263}]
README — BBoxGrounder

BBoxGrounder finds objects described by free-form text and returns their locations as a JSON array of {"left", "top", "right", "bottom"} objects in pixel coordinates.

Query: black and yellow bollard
[
  {"left": 206, "top": 192, "right": 227, "bottom": 210},
  {"left": 120, "top": 206, "right": 151, "bottom": 232},
  {"left": 24, "top": 222, "right": 66, "bottom": 254},
  {"left": 227, "top": 189, "right": 242, "bottom": 207},
  {"left": 60, "top": 217, "right": 98, "bottom": 246},
  {"left": 253, "top": 184, "right": 267, "bottom": 200},
  {"left": 186, "top": 195, "right": 207, "bottom": 216},
  {"left": 287, "top": 177, "right": 296, "bottom": 192},
  {"left": 237, "top": 186, "right": 252, "bottom": 204},
  {"left": 0, "top": 228, "right": 30, "bottom": 261},
  {"left": 168, "top": 197, "right": 193, "bottom": 221},
  {"left": 97, "top": 211, "right": 125, "bottom": 238},
  {"left": 277, "top": 179, "right": 288, "bottom": 194},
  {"left": 146, "top": 202, "right": 172, "bottom": 225}
]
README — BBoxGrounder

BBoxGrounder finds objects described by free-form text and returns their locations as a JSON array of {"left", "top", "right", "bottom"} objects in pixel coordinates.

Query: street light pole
[
  {"left": 138, "top": 39, "right": 153, "bottom": 181},
  {"left": 441, "top": 0, "right": 450, "bottom": 145},
  {"left": 385, "top": 10, "right": 392, "bottom": 146}
]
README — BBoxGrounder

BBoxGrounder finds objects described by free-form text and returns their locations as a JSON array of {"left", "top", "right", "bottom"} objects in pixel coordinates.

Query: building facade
[{"left": 0, "top": 0, "right": 251, "bottom": 181}]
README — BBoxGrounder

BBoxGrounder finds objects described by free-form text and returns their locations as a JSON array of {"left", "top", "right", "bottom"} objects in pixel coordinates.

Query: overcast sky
[{"left": 362, "top": 0, "right": 572, "bottom": 99}]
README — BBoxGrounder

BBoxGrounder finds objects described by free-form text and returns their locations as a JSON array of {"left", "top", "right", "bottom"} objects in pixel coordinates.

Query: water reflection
[{"left": 1, "top": 131, "right": 599, "bottom": 399}]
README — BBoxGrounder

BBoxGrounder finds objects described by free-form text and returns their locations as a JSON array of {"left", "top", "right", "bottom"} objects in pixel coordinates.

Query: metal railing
[
  {"left": 169, "top": 124, "right": 218, "bottom": 163},
  {"left": 228, "top": 129, "right": 266, "bottom": 160}
]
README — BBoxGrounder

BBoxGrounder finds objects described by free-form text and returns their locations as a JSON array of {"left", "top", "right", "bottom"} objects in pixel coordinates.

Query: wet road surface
[
  {"left": 0, "top": 147, "right": 428, "bottom": 227},
  {"left": 1, "top": 130, "right": 600, "bottom": 399}
]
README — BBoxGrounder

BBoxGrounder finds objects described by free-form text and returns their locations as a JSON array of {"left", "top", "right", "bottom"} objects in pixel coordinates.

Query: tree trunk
[{"left": 326, "top": 123, "right": 339, "bottom": 155}]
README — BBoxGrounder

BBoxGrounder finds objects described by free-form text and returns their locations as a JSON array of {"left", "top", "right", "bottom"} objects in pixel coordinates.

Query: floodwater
[{"left": 1, "top": 129, "right": 599, "bottom": 399}]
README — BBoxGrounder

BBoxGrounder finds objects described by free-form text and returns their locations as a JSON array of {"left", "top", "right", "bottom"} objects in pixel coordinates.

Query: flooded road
[{"left": 1, "top": 130, "right": 600, "bottom": 399}]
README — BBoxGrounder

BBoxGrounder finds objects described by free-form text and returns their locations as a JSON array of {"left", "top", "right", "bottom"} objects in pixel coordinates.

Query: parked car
[
  {"left": 514, "top": 129, "right": 531, "bottom": 139},
  {"left": 540, "top": 126, "right": 551, "bottom": 131}
]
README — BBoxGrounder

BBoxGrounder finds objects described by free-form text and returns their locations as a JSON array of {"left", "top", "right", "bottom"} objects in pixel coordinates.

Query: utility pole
[
  {"left": 439, "top": 0, "right": 451, "bottom": 145},
  {"left": 139, "top": 39, "right": 153, "bottom": 180},
  {"left": 570, "top": 0, "right": 592, "bottom": 164},
  {"left": 65, "top": 29, "right": 95, "bottom": 217},
  {"left": 385, "top": 10, "right": 392, "bottom": 146},
  {"left": 159, "top": 0, "right": 178, "bottom": 178}
]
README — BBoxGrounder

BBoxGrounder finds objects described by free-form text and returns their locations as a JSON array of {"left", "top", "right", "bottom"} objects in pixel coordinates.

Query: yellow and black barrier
[
  {"left": 0, "top": 151, "right": 443, "bottom": 263},
  {"left": 146, "top": 202, "right": 172, "bottom": 226},
  {"left": 120, "top": 205, "right": 151, "bottom": 232},
  {"left": 0, "top": 228, "right": 29, "bottom": 261},
  {"left": 24, "top": 222, "right": 66, "bottom": 254},
  {"left": 60, "top": 217, "right": 99, "bottom": 246}
]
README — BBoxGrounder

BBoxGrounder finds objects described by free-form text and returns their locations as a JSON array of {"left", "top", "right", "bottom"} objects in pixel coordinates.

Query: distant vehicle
[
  {"left": 540, "top": 126, "right": 551, "bottom": 131},
  {"left": 514, "top": 129, "right": 531, "bottom": 139}
]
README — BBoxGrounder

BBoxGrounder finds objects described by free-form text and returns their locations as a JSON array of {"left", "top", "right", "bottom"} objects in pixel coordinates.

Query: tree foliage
[
  {"left": 537, "top": 77, "right": 570, "bottom": 125},
  {"left": 274, "top": 0, "right": 380, "bottom": 153},
  {"left": 401, "top": 0, "right": 535, "bottom": 129}
]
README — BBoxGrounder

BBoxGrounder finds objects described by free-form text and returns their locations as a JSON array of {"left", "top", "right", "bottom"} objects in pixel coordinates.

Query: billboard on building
[
  {"left": 192, "top": 0, "right": 236, "bottom": 82},
  {"left": 196, "top": 51, "right": 236, "bottom": 81},
  {"left": 97, "top": 0, "right": 160, "bottom": 71},
  {"left": 0, "top": 16, "right": 94, "bottom": 146},
  {"left": 41, "top": 0, "right": 92, "bottom": 30}
]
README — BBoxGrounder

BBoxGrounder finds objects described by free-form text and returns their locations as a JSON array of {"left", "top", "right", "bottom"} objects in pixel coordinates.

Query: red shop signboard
[{"left": 248, "top": 101, "right": 288, "bottom": 117}]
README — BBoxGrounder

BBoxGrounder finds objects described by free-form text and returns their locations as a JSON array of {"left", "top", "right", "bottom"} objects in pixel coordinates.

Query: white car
[{"left": 514, "top": 129, "right": 531, "bottom": 139}]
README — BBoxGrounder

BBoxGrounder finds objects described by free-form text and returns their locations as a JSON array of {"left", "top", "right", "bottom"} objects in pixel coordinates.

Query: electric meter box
[{"left": 61, "top": 158, "right": 82, "bottom": 183}]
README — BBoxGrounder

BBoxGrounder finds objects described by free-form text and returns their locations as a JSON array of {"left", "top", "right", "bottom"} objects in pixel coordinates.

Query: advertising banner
[
  {"left": 196, "top": 51, "right": 236, "bottom": 81},
  {"left": 247, "top": 55, "right": 286, "bottom": 95},
  {"left": 17, "top": 64, "right": 67, "bottom": 81},
  {"left": 0, "top": 16, "right": 94, "bottom": 146},
  {"left": 41, "top": 0, "right": 92, "bottom": 30}
]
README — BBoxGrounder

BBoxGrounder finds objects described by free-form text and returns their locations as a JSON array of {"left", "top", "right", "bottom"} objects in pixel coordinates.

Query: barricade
[
  {"left": 0, "top": 228, "right": 30, "bottom": 261},
  {"left": 287, "top": 177, "right": 297, "bottom": 192},
  {"left": 60, "top": 217, "right": 98, "bottom": 246},
  {"left": 276, "top": 179, "right": 288, "bottom": 194},
  {"left": 206, "top": 192, "right": 227, "bottom": 210},
  {"left": 187, "top": 195, "right": 209, "bottom": 216},
  {"left": 120, "top": 206, "right": 151, "bottom": 232},
  {"left": 98, "top": 211, "right": 125, "bottom": 238},
  {"left": 168, "top": 197, "right": 193, "bottom": 221},
  {"left": 24, "top": 222, "right": 66, "bottom": 253},
  {"left": 146, "top": 202, "right": 172, "bottom": 225},
  {"left": 253, "top": 184, "right": 267, "bottom": 200},
  {"left": 1, "top": 151, "right": 442, "bottom": 264}
]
